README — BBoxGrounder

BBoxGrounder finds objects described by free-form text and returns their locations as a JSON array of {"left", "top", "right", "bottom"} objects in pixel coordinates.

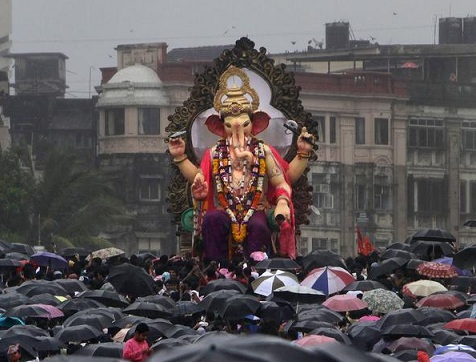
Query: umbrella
[
  {"left": 147, "top": 334, "right": 318, "bottom": 362},
  {"left": 87, "top": 247, "right": 125, "bottom": 261},
  {"left": 256, "top": 301, "right": 295, "bottom": 322},
  {"left": 444, "top": 319, "right": 476, "bottom": 334},
  {"left": 173, "top": 301, "right": 204, "bottom": 317},
  {"left": 430, "top": 351, "right": 476, "bottom": 361},
  {"left": 73, "top": 342, "right": 124, "bottom": 358},
  {"left": 63, "top": 314, "right": 112, "bottom": 331},
  {"left": 4, "top": 252, "right": 30, "bottom": 261},
  {"left": 271, "top": 285, "right": 326, "bottom": 304},
  {"left": 402, "top": 280, "right": 447, "bottom": 297},
  {"left": 251, "top": 270, "right": 299, "bottom": 296},
  {"left": 382, "top": 324, "right": 434, "bottom": 338},
  {"left": 362, "top": 289, "right": 404, "bottom": 314},
  {"left": 7, "top": 243, "right": 35, "bottom": 256},
  {"left": 3, "top": 303, "right": 64, "bottom": 319},
  {"left": 417, "top": 262, "right": 459, "bottom": 279},
  {"left": 107, "top": 263, "right": 156, "bottom": 298},
  {"left": 292, "top": 334, "right": 338, "bottom": 347},
  {"left": 136, "top": 295, "right": 176, "bottom": 309},
  {"left": 60, "top": 247, "right": 90, "bottom": 259},
  {"left": 401, "top": 61, "right": 419, "bottom": 69},
  {"left": 123, "top": 301, "right": 173, "bottom": 318},
  {"left": 151, "top": 338, "right": 190, "bottom": 351},
  {"left": 217, "top": 294, "right": 261, "bottom": 320},
  {"left": 406, "top": 259, "right": 427, "bottom": 270},
  {"left": 255, "top": 258, "right": 300, "bottom": 271},
  {"left": 77, "top": 289, "right": 130, "bottom": 308},
  {"left": 431, "top": 329, "right": 461, "bottom": 345},
  {"left": 433, "top": 257, "right": 473, "bottom": 276},
  {"left": 57, "top": 298, "right": 106, "bottom": 315},
  {"left": 411, "top": 228, "right": 456, "bottom": 243},
  {"left": 124, "top": 319, "right": 176, "bottom": 344},
  {"left": 0, "top": 258, "right": 23, "bottom": 269},
  {"left": 380, "top": 249, "right": 416, "bottom": 261},
  {"left": 416, "top": 294, "right": 465, "bottom": 310},
  {"left": 309, "top": 341, "right": 391, "bottom": 362},
  {"left": 35, "top": 357, "right": 124, "bottom": 362},
  {"left": 54, "top": 279, "right": 89, "bottom": 295},
  {"left": 453, "top": 246, "right": 476, "bottom": 270},
  {"left": 434, "top": 344, "right": 476, "bottom": 355},
  {"left": 54, "top": 325, "right": 105, "bottom": 342},
  {"left": 321, "top": 294, "right": 368, "bottom": 312},
  {"left": 250, "top": 251, "right": 267, "bottom": 262},
  {"left": 199, "top": 289, "right": 241, "bottom": 312},
  {"left": 387, "top": 243, "right": 412, "bottom": 251},
  {"left": 346, "top": 321, "right": 382, "bottom": 351},
  {"left": 302, "top": 250, "right": 347, "bottom": 271},
  {"left": 368, "top": 258, "right": 408, "bottom": 279},
  {"left": 0, "top": 292, "right": 31, "bottom": 309},
  {"left": 30, "top": 251, "right": 68, "bottom": 269},
  {"left": 300, "top": 266, "right": 354, "bottom": 295},
  {"left": 32, "top": 336, "right": 65, "bottom": 352},
  {"left": 342, "top": 280, "right": 388, "bottom": 292},
  {"left": 387, "top": 337, "right": 435, "bottom": 355},
  {"left": 296, "top": 305, "right": 344, "bottom": 324},
  {"left": 16, "top": 280, "right": 69, "bottom": 297},
  {"left": 377, "top": 309, "right": 425, "bottom": 329},
  {"left": 417, "top": 307, "right": 456, "bottom": 325},
  {"left": 308, "top": 327, "right": 352, "bottom": 344},
  {"left": 199, "top": 279, "right": 247, "bottom": 296},
  {"left": 0, "top": 317, "right": 24, "bottom": 328},
  {"left": 29, "top": 293, "right": 66, "bottom": 306},
  {"left": 410, "top": 240, "right": 454, "bottom": 259}
]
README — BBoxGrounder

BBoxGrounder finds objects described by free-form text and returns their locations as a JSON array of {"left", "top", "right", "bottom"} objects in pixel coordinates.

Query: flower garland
[{"left": 213, "top": 138, "right": 266, "bottom": 243}]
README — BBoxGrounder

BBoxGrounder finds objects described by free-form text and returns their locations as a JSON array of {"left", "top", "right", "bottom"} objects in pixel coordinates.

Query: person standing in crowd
[
  {"left": 7, "top": 344, "right": 21, "bottom": 362},
  {"left": 122, "top": 323, "right": 152, "bottom": 362}
]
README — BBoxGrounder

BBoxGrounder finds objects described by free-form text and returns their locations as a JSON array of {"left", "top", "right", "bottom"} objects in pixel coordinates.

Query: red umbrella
[
  {"left": 416, "top": 262, "right": 459, "bottom": 279},
  {"left": 444, "top": 318, "right": 476, "bottom": 334},
  {"left": 322, "top": 294, "right": 368, "bottom": 312},
  {"left": 401, "top": 61, "right": 419, "bottom": 69},
  {"left": 415, "top": 294, "right": 465, "bottom": 310}
]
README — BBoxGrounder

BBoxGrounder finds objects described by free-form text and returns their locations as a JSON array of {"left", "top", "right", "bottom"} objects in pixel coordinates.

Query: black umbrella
[
  {"left": 255, "top": 258, "right": 300, "bottom": 271},
  {"left": 368, "top": 257, "right": 407, "bottom": 279},
  {"left": 379, "top": 249, "right": 416, "bottom": 261},
  {"left": 54, "top": 325, "right": 105, "bottom": 343},
  {"left": 256, "top": 301, "right": 295, "bottom": 322},
  {"left": 430, "top": 328, "right": 460, "bottom": 345},
  {"left": 123, "top": 301, "right": 173, "bottom": 319},
  {"left": 107, "top": 263, "right": 156, "bottom": 298},
  {"left": 270, "top": 285, "right": 326, "bottom": 305},
  {"left": 377, "top": 309, "right": 425, "bottom": 329},
  {"left": 147, "top": 334, "right": 318, "bottom": 362},
  {"left": 77, "top": 289, "right": 129, "bottom": 308},
  {"left": 63, "top": 314, "right": 112, "bottom": 331},
  {"left": 163, "top": 324, "right": 199, "bottom": 339},
  {"left": 7, "top": 243, "right": 35, "bottom": 256},
  {"left": 381, "top": 324, "right": 434, "bottom": 338},
  {"left": 39, "top": 356, "right": 124, "bottom": 362},
  {"left": 410, "top": 240, "right": 454, "bottom": 259},
  {"left": 32, "top": 336, "right": 65, "bottom": 352},
  {"left": 405, "top": 258, "right": 426, "bottom": 270},
  {"left": 3, "top": 304, "right": 63, "bottom": 319},
  {"left": 29, "top": 293, "right": 64, "bottom": 306},
  {"left": 60, "top": 247, "right": 90, "bottom": 259},
  {"left": 342, "top": 280, "right": 388, "bottom": 292},
  {"left": 73, "top": 342, "right": 124, "bottom": 358},
  {"left": 125, "top": 319, "right": 176, "bottom": 344},
  {"left": 453, "top": 245, "right": 476, "bottom": 270},
  {"left": 5, "top": 252, "right": 30, "bottom": 261},
  {"left": 310, "top": 341, "right": 390, "bottom": 362},
  {"left": 173, "top": 301, "right": 204, "bottom": 317},
  {"left": 416, "top": 307, "right": 456, "bottom": 325},
  {"left": 0, "top": 291, "right": 31, "bottom": 309},
  {"left": 286, "top": 319, "right": 336, "bottom": 333},
  {"left": 410, "top": 228, "right": 456, "bottom": 243},
  {"left": 297, "top": 305, "right": 344, "bottom": 324},
  {"left": 199, "top": 279, "right": 247, "bottom": 296},
  {"left": 16, "top": 280, "right": 69, "bottom": 297},
  {"left": 302, "top": 250, "right": 347, "bottom": 271},
  {"left": 199, "top": 289, "right": 241, "bottom": 312},
  {"left": 0, "top": 258, "right": 23, "bottom": 268},
  {"left": 217, "top": 294, "right": 261, "bottom": 320},
  {"left": 346, "top": 321, "right": 383, "bottom": 351},
  {"left": 309, "top": 327, "right": 352, "bottom": 344},
  {"left": 386, "top": 243, "right": 412, "bottom": 251},
  {"left": 151, "top": 338, "right": 190, "bottom": 351},
  {"left": 136, "top": 295, "right": 176, "bottom": 309},
  {"left": 54, "top": 279, "right": 89, "bottom": 296},
  {"left": 57, "top": 298, "right": 106, "bottom": 315}
]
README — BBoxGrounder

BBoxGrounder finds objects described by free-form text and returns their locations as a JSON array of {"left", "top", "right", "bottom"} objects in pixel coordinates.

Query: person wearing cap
[{"left": 7, "top": 344, "right": 21, "bottom": 362}]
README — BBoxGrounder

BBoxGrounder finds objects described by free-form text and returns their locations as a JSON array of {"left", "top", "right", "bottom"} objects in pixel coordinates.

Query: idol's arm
[
  {"left": 287, "top": 127, "right": 314, "bottom": 184},
  {"left": 265, "top": 145, "right": 292, "bottom": 220}
]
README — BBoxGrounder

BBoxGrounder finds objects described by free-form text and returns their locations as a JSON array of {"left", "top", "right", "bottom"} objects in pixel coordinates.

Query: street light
[{"left": 89, "top": 66, "right": 95, "bottom": 98}]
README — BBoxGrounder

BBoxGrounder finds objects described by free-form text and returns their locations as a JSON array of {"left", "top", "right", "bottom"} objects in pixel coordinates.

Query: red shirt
[{"left": 122, "top": 338, "right": 150, "bottom": 362}]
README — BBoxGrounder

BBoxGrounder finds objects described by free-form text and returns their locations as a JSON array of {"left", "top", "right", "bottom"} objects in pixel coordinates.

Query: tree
[
  {"left": 0, "top": 148, "right": 35, "bottom": 239},
  {"left": 34, "top": 150, "right": 130, "bottom": 246}
]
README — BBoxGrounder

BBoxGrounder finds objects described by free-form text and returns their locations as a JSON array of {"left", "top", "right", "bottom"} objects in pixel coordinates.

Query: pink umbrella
[
  {"left": 250, "top": 251, "right": 267, "bottom": 262},
  {"left": 28, "top": 304, "right": 64, "bottom": 319},
  {"left": 401, "top": 61, "right": 419, "bottom": 69},
  {"left": 293, "top": 335, "right": 337, "bottom": 348},
  {"left": 322, "top": 294, "right": 368, "bottom": 312},
  {"left": 359, "top": 315, "right": 380, "bottom": 322}
]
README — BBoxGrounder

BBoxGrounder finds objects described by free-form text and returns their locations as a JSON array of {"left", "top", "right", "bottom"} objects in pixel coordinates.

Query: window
[
  {"left": 355, "top": 117, "right": 365, "bottom": 144},
  {"left": 374, "top": 118, "right": 389, "bottom": 145},
  {"left": 408, "top": 118, "right": 444, "bottom": 148},
  {"left": 355, "top": 184, "right": 366, "bottom": 210},
  {"left": 139, "top": 176, "right": 161, "bottom": 201},
  {"left": 312, "top": 238, "right": 327, "bottom": 250},
  {"left": 462, "top": 121, "right": 476, "bottom": 150},
  {"left": 374, "top": 185, "right": 392, "bottom": 210},
  {"left": 138, "top": 107, "right": 160, "bottom": 135},
  {"left": 416, "top": 179, "right": 445, "bottom": 213},
  {"left": 313, "top": 183, "right": 334, "bottom": 209},
  {"left": 329, "top": 116, "right": 336, "bottom": 144},
  {"left": 461, "top": 180, "right": 467, "bottom": 213},
  {"left": 471, "top": 181, "right": 476, "bottom": 213},
  {"left": 316, "top": 116, "right": 325, "bottom": 143},
  {"left": 105, "top": 108, "right": 125, "bottom": 136}
]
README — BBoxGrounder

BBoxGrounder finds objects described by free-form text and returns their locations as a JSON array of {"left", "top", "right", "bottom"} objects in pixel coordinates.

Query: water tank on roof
[
  {"left": 463, "top": 17, "right": 476, "bottom": 44},
  {"left": 326, "top": 22, "right": 350, "bottom": 49},
  {"left": 439, "top": 17, "right": 463, "bottom": 44}
]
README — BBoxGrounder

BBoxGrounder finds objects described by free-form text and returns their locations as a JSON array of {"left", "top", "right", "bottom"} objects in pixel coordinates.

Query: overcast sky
[{"left": 11, "top": 0, "right": 476, "bottom": 98}]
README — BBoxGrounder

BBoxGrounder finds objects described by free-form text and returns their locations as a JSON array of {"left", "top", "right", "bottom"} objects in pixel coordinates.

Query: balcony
[{"left": 407, "top": 81, "right": 476, "bottom": 107}]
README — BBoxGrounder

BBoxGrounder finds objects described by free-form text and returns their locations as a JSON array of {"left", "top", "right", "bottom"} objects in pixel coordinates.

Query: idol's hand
[
  {"left": 275, "top": 199, "right": 291, "bottom": 221},
  {"left": 168, "top": 137, "right": 186, "bottom": 158},
  {"left": 296, "top": 127, "right": 314, "bottom": 153},
  {"left": 192, "top": 173, "right": 208, "bottom": 201}
]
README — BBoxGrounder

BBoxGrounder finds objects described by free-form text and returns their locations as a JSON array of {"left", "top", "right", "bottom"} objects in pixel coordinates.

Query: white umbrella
[{"left": 251, "top": 270, "right": 299, "bottom": 296}]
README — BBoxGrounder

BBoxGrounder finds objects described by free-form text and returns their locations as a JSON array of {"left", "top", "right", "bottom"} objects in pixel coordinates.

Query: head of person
[
  {"left": 7, "top": 344, "right": 20, "bottom": 361},
  {"left": 134, "top": 323, "right": 149, "bottom": 342}
]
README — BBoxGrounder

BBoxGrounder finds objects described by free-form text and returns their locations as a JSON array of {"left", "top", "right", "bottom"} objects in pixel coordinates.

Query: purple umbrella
[{"left": 31, "top": 252, "right": 68, "bottom": 269}]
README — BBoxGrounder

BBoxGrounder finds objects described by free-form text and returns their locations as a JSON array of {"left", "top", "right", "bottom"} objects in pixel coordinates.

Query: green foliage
[{"left": 0, "top": 148, "right": 35, "bottom": 237}]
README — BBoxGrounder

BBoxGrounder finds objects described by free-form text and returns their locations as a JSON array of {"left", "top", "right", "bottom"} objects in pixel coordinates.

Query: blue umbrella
[
  {"left": 434, "top": 257, "right": 472, "bottom": 276},
  {"left": 31, "top": 252, "right": 68, "bottom": 270},
  {"left": 0, "top": 316, "right": 25, "bottom": 327}
]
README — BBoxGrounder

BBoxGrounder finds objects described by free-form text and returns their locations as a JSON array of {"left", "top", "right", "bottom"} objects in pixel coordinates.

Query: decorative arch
[{"left": 165, "top": 37, "right": 318, "bottom": 233}]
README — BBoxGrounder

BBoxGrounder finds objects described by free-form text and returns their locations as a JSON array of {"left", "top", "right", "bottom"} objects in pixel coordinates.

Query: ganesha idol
[{"left": 168, "top": 65, "right": 315, "bottom": 261}]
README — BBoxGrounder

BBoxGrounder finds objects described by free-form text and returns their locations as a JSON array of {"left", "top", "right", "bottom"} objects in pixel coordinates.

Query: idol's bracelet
[
  {"left": 297, "top": 151, "right": 312, "bottom": 160},
  {"left": 173, "top": 155, "right": 188, "bottom": 164}
]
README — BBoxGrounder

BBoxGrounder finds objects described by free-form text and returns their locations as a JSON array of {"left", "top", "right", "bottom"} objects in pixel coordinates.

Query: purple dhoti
[{"left": 201, "top": 210, "right": 271, "bottom": 261}]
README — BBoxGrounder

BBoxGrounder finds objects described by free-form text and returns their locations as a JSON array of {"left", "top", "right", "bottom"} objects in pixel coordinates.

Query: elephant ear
[
  {"left": 251, "top": 111, "right": 270, "bottom": 135},
  {"left": 204, "top": 114, "right": 225, "bottom": 137}
]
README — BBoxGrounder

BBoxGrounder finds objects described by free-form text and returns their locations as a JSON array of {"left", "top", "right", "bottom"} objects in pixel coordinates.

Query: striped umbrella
[
  {"left": 300, "top": 267, "right": 355, "bottom": 295},
  {"left": 251, "top": 270, "right": 299, "bottom": 297}
]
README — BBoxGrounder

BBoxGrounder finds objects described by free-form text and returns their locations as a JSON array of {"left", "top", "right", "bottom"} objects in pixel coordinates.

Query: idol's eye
[
  {"left": 225, "top": 122, "right": 231, "bottom": 128},
  {"left": 243, "top": 121, "right": 250, "bottom": 127}
]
